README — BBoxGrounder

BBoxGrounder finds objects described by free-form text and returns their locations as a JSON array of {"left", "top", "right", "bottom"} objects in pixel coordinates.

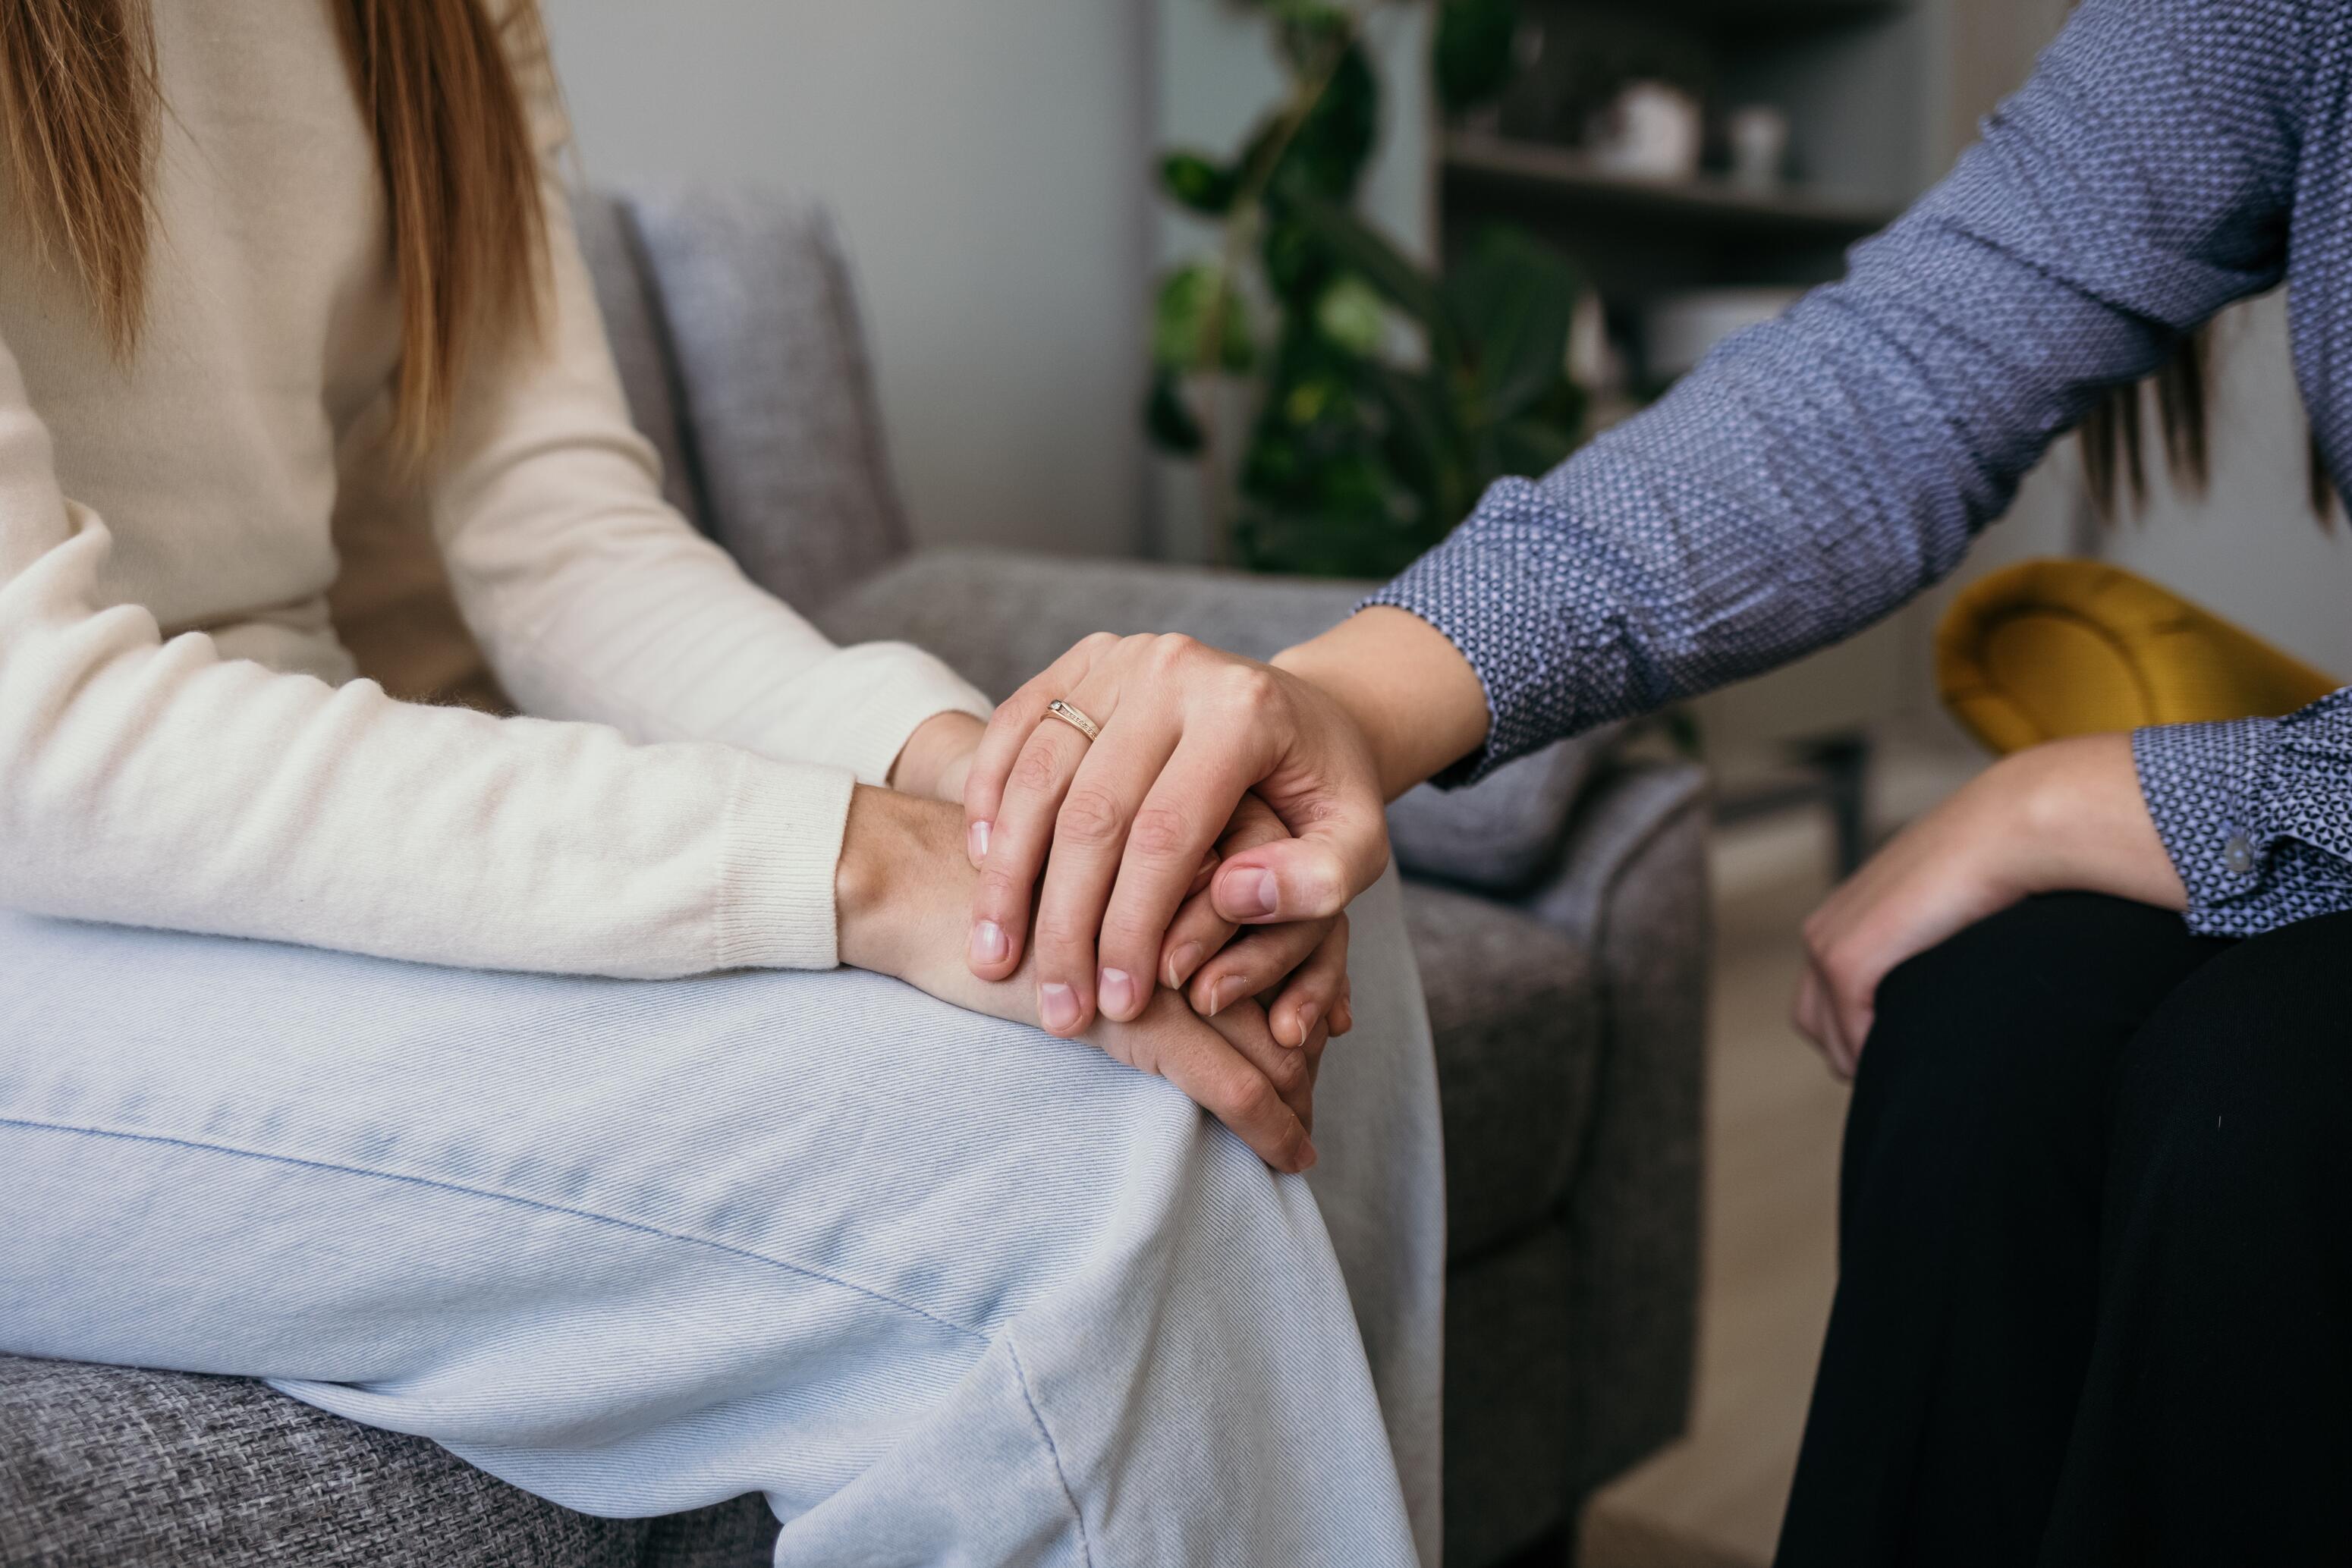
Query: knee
[
  {"left": 1858, "top": 895, "right": 2165, "bottom": 1132},
  {"left": 2118, "top": 913, "right": 2352, "bottom": 1176}
]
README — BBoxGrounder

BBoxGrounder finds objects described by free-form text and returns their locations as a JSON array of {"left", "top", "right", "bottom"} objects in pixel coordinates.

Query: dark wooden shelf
[{"left": 1442, "top": 132, "right": 1901, "bottom": 245}]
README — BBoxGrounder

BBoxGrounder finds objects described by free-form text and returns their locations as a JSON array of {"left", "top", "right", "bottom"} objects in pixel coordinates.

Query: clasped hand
[{"left": 872, "top": 611, "right": 1486, "bottom": 1169}]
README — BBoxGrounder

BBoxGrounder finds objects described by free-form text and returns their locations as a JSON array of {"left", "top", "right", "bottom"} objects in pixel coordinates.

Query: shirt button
[{"left": 2223, "top": 832, "right": 2255, "bottom": 875}]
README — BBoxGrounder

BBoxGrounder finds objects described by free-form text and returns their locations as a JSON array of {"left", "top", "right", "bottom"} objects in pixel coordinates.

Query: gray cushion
[
  {"left": 1402, "top": 879, "right": 1600, "bottom": 1262},
  {"left": 571, "top": 191, "right": 705, "bottom": 527},
  {"left": 0, "top": 1356, "right": 775, "bottom": 1568},
  {"left": 822, "top": 548, "right": 1614, "bottom": 894},
  {"left": 621, "top": 190, "right": 912, "bottom": 614}
]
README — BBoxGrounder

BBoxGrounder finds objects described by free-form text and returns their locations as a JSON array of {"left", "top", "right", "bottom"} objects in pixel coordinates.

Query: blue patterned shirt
[{"left": 1371, "top": 0, "right": 2352, "bottom": 939}]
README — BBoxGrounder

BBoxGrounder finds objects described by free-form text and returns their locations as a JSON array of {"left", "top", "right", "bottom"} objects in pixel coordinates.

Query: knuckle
[
  {"left": 1079, "top": 630, "right": 1120, "bottom": 656},
  {"left": 1225, "top": 1073, "right": 1280, "bottom": 1126},
  {"left": 976, "top": 866, "right": 1027, "bottom": 907},
  {"left": 1152, "top": 632, "right": 1201, "bottom": 668},
  {"left": 1128, "top": 802, "right": 1196, "bottom": 863},
  {"left": 1056, "top": 784, "right": 1127, "bottom": 850},
  {"left": 1011, "top": 742, "right": 1064, "bottom": 794},
  {"left": 1222, "top": 664, "right": 1278, "bottom": 709},
  {"left": 1100, "top": 910, "right": 1162, "bottom": 961},
  {"left": 1266, "top": 1050, "right": 1307, "bottom": 1095},
  {"left": 1031, "top": 911, "right": 1093, "bottom": 957}
]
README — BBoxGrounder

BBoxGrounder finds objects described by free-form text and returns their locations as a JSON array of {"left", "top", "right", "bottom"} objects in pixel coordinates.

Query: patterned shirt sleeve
[
  {"left": 2133, "top": 692, "right": 2352, "bottom": 938},
  {"left": 1368, "top": 0, "right": 2308, "bottom": 786}
]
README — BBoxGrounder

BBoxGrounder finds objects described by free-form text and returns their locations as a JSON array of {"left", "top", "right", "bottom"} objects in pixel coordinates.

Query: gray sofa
[{"left": 0, "top": 190, "right": 1707, "bottom": 1568}]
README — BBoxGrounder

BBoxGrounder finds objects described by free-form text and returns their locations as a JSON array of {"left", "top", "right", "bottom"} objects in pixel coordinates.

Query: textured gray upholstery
[
  {"left": 624, "top": 190, "right": 912, "bottom": 614},
  {"left": 0, "top": 189, "right": 1706, "bottom": 1568},
  {"left": 1402, "top": 881, "right": 1599, "bottom": 1263},
  {"left": 571, "top": 193, "right": 704, "bottom": 526},
  {"left": 0, "top": 1358, "right": 775, "bottom": 1567}
]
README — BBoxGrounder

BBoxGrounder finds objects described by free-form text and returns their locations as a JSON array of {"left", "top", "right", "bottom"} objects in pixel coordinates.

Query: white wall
[
  {"left": 2096, "top": 294, "right": 2352, "bottom": 676},
  {"left": 542, "top": 1, "right": 1154, "bottom": 558}
]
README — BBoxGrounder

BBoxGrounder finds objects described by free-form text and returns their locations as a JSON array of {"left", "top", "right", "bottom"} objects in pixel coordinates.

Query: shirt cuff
[
  {"left": 713, "top": 753, "right": 857, "bottom": 970},
  {"left": 1364, "top": 479, "right": 1588, "bottom": 788}
]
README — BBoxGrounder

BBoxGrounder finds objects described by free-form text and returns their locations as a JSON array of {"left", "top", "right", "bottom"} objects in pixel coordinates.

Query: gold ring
[{"left": 1044, "top": 699, "right": 1101, "bottom": 742}]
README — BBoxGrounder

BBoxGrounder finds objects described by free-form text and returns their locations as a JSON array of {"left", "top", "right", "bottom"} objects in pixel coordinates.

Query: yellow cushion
[{"left": 1935, "top": 558, "right": 2338, "bottom": 755}]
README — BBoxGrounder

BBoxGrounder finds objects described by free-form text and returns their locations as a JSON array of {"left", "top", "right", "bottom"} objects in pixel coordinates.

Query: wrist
[
  {"left": 1996, "top": 734, "right": 2186, "bottom": 909},
  {"left": 1275, "top": 607, "right": 1489, "bottom": 799},
  {"left": 835, "top": 784, "right": 938, "bottom": 973}
]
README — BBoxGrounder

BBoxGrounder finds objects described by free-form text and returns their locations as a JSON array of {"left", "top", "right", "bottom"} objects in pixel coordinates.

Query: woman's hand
[
  {"left": 1794, "top": 733, "right": 2187, "bottom": 1076},
  {"left": 889, "top": 712, "right": 989, "bottom": 803},
  {"left": 1159, "top": 793, "right": 1353, "bottom": 1048},
  {"left": 896, "top": 707, "right": 1348, "bottom": 1046},
  {"left": 838, "top": 784, "right": 1323, "bottom": 1171},
  {"left": 960, "top": 608, "right": 1486, "bottom": 1037}
]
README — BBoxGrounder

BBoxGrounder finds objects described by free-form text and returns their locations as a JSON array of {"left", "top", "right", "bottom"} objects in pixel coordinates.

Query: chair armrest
[
  {"left": 819, "top": 547, "right": 1617, "bottom": 893},
  {"left": 1511, "top": 759, "right": 1710, "bottom": 1494},
  {"left": 1514, "top": 759, "right": 1710, "bottom": 951}
]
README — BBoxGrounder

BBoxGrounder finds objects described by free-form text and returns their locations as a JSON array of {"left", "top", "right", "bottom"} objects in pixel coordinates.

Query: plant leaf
[
  {"left": 1159, "top": 150, "right": 1238, "bottom": 217},
  {"left": 1273, "top": 42, "right": 1379, "bottom": 202},
  {"left": 1443, "top": 225, "right": 1579, "bottom": 421},
  {"left": 1286, "top": 193, "right": 1457, "bottom": 358},
  {"left": 1433, "top": 0, "right": 1520, "bottom": 114},
  {"left": 1152, "top": 262, "right": 1255, "bottom": 375},
  {"left": 1144, "top": 372, "right": 1206, "bottom": 456},
  {"left": 1314, "top": 275, "right": 1388, "bottom": 355}
]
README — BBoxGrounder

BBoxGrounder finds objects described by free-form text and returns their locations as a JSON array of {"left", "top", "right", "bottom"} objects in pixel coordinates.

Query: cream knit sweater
[{"left": 0, "top": 2, "right": 991, "bottom": 978}]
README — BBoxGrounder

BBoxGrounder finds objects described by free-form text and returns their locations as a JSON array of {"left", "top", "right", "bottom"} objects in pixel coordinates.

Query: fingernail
[
  {"left": 1297, "top": 1140, "right": 1318, "bottom": 1173},
  {"left": 1294, "top": 1003, "right": 1319, "bottom": 1046},
  {"left": 970, "top": 919, "right": 1007, "bottom": 966},
  {"left": 968, "top": 819, "right": 992, "bottom": 862},
  {"left": 1165, "top": 942, "right": 1203, "bottom": 989},
  {"left": 1039, "top": 982, "right": 1080, "bottom": 1032},
  {"left": 1207, "top": 976, "right": 1235, "bottom": 1017},
  {"left": 1222, "top": 869, "right": 1278, "bottom": 920},
  {"left": 1099, "top": 967, "right": 1136, "bottom": 1018}
]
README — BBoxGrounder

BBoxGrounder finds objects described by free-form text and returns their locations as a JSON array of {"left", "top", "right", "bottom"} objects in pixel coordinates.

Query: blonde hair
[{"left": 0, "top": 0, "right": 550, "bottom": 457}]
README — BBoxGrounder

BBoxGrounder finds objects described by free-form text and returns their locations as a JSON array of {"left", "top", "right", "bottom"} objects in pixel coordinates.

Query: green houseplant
[{"left": 1147, "top": 0, "right": 1588, "bottom": 579}]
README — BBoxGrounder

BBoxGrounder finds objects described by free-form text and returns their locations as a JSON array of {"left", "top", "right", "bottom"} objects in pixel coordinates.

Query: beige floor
[{"left": 1580, "top": 749, "right": 1982, "bottom": 1567}]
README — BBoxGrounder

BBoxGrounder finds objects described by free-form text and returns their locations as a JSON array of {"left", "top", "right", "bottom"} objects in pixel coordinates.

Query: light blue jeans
[{"left": 0, "top": 872, "right": 1443, "bottom": 1566}]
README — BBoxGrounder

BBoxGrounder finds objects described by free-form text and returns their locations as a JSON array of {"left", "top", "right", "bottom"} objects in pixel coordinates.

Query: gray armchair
[{"left": 0, "top": 190, "right": 1706, "bottom": 1568}]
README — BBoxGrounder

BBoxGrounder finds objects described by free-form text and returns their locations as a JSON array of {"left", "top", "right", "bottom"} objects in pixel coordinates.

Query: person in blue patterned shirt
[{"left": 956, "top": 0, "right": 2352, "bottom": 1557}]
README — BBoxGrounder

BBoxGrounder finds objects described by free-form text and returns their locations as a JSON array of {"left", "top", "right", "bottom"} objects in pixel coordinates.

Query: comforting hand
[
  {"left": 892, "top": 707, "right": 1348, "bottom": 1043},
  {"left": 959, "top": 611, "right": 1485, "bottom": 1038},
  {"left": 1793, "top": 733, "right": 2187, "bottom": 1076},
  {"left": 837, "top": 784, "right": 1325, "bottom": 1171}
]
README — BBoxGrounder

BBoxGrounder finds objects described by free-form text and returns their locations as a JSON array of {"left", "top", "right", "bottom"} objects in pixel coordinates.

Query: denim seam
[
  {"left": 1002, "top": 1334, "right": 1096, "bottom": 1568},
  {"left": 1, "top": 1114, "right": 987, "bottom": 1345}
]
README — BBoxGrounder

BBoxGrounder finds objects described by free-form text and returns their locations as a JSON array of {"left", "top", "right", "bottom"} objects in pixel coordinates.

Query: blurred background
[{"left": 542, "top": 3, "right": 2352, "bottom": 1562}]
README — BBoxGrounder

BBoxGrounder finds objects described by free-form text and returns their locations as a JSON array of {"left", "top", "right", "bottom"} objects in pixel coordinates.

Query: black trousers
[{"left": 1775, "top": 893, "right": 2352, "bottom": 1567}]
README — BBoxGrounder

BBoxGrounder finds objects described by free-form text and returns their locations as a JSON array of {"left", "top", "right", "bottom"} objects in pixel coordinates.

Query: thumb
[{"left": 1212, "top": 819, "right": 1388, "bottom": 923}]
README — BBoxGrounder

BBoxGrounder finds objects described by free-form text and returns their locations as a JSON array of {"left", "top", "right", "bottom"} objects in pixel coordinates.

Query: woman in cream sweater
[{"left": 0, "top": 4, "right": 1442, "bottom": 1562}]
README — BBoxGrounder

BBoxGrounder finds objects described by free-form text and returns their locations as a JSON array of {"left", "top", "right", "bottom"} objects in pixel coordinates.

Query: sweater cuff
[
  {"left": 712, "top": 755, "right": 857, "bottom": 969},
  {"left": 788, "top": 642, "right": 995, "bottom": 787}
]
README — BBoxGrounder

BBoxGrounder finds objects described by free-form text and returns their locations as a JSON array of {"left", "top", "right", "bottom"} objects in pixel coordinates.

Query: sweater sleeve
[
  {"left": 422, "top": 43, "right": 992, "bottom": 788},
  {"left": 1368, "top": 0, "right": 2310, "bottom": 784},
  {"left": 0, "top": 327, "right": 854, "bottom": 977}
]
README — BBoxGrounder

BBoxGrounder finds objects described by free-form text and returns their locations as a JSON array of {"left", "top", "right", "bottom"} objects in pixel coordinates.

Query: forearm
[
  {"left": 2003, "top": 734, "right": 2186, "bottom": 910},
  {"left": 1272, "top": 607, "right": 1490, "bottom": 800}
]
